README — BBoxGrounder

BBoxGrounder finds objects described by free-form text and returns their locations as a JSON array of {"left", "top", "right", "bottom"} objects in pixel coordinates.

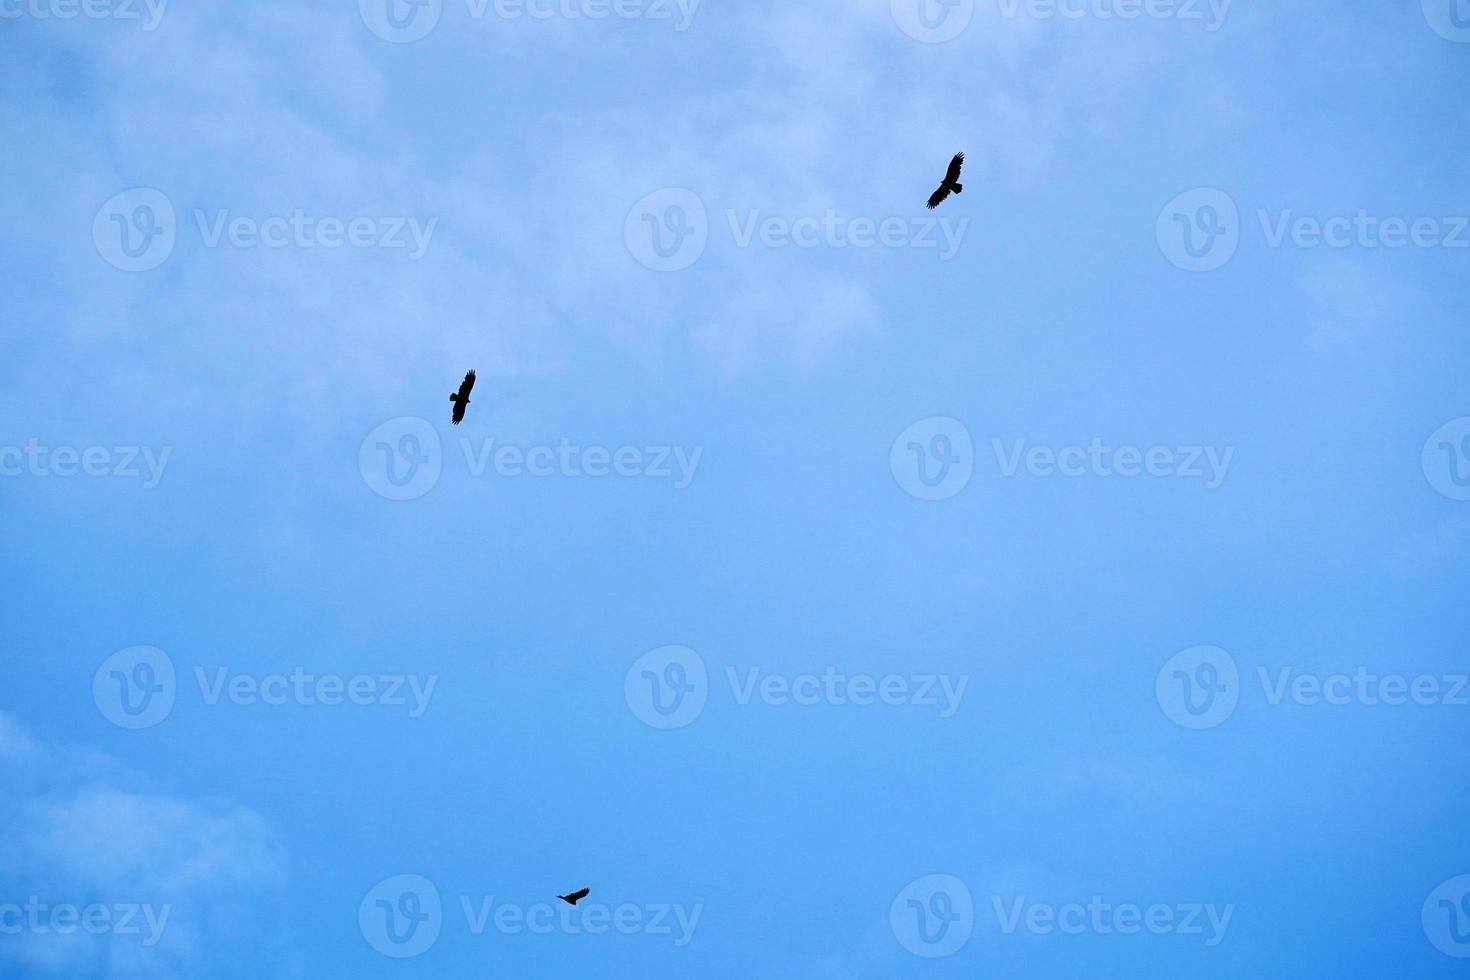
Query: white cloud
[{"left": 0, "top": 714, "right": 292, "bottom": 978}]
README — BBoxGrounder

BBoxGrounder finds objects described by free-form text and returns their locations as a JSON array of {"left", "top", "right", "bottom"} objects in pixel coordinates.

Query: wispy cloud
[{"left": 0, "top": 714, "right": 293, "bottom": 978}]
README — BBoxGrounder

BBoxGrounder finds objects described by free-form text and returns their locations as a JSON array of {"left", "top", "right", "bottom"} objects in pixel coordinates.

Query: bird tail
[{"left": 952, "top": 183, "right": 963, "bottom": 194}]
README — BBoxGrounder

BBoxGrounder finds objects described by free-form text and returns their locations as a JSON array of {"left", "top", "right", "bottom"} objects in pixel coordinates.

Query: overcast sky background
[{"left": 2, "top": 0, "right": 1470, "bottom": 976}]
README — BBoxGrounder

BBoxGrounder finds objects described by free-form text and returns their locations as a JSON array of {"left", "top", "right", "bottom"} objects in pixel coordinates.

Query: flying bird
[
  {"left": 449, "top": 369, "right": 476, "bottom": 425},
  {"left": 927, "top": 152, "right": 965, "bottom": 210},
  {"left": 557, "top": 888, "right": 590, "bottom": 906}
]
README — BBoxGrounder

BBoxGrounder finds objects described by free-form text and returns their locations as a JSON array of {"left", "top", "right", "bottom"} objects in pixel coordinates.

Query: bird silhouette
[
  {"left": 927, "top": 152, "right": 965, "bottom": 210},
  {"left": 557, "top": 888, "right": 590, "bottom": 906},
  {"left": 449, "top": 370, "right": 476, "bottom": 425}
]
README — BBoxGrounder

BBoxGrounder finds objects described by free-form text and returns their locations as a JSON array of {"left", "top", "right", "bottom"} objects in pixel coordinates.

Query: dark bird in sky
[
  {"left": 449, "top": 370, "right": 476, "bottom": 425},
  {"left": 927, "top": 152, "right": 965, "bottom": 210},
  {"left": 557, "top": 888, "right": 590, "bottom": 906}
]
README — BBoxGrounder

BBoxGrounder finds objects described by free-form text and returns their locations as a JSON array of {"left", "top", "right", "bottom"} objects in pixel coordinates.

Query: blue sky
[{"left": 2, "top": 0, "right": 1470, "bottom": 976}]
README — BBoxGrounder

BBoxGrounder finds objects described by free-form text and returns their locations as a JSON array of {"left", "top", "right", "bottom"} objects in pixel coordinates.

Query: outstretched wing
[
  {"left": 945, "top": 152, "right": 964, "bottom": 184},
  {"left": 927, "top": 184, "right": 951, "bottom": 210},
  {"left": 562, "top": 888, "right": 590, "bottom": 904},
  {"left": 451, "top": 370, "right": 475, "bottom": 425}
]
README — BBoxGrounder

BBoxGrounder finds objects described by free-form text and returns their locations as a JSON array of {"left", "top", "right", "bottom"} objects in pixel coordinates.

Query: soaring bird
[
  {"left": 927, "top": 152, "right": 965, "bottom": 210},
  {"left": 449, "top": 370, "right": 476, "bottom": 425},
  {"left": 557, "top": 888, "right": 590, "bottom": 906}
]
